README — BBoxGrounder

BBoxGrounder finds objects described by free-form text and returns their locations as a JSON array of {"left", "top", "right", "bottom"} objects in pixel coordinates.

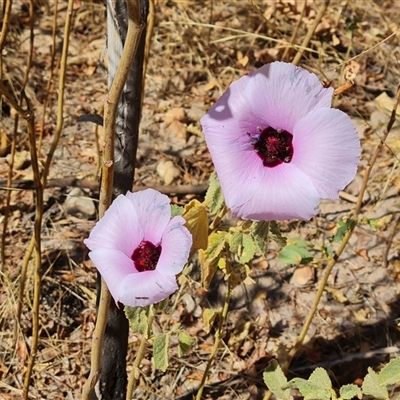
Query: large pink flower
[
  {"left": 84, "top": 189, "right": 192, "bottom": 307},
  {"left": 200, "top": 61, "right": 360, "bottom": 221}
]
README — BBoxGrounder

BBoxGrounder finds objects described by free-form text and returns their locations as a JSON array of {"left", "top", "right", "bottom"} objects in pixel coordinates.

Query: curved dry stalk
[
  {"left": 38, "top": 0, "right": 59, "bottom": 154},
  {"left": 22, "top": 96, "right": 43, "bottom": 400},
  {"left": 292, "top": 0, "right": 330, "bottom": 66},
  {"left": 41, "top": 0, "right": 74, "bottom": 183},
  {"left": 14, "top": 238, "right": 34, "bottom": 340},
  {"left": 196, "top": 250, "right": 232, "bottom": 400},
  {"left": 0, "top": 0, "right": 13, "bottom": 52},
  {"left": 81, "top": 1, "right": 144, "bottom": 398},
  {"left": 282, "top": 0, "right": 307, "bottom": 61}
]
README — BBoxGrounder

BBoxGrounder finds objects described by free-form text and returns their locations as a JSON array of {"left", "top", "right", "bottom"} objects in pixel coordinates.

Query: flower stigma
[
  {"left": 253, "top": 126, "right": 294, "bottom": 168},
  {"left": 132, "top": 241, "right": 162, "bottom": 272}
]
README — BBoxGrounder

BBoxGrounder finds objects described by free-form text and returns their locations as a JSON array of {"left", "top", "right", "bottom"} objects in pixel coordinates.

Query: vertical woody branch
[{"left": 93, "top": 0, "right": 149, "bottom": 399}]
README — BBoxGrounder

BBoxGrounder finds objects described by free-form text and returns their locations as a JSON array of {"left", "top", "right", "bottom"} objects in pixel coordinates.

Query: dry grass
[{"left": 1, "top": 0, "right": 400, "bottom": 399}]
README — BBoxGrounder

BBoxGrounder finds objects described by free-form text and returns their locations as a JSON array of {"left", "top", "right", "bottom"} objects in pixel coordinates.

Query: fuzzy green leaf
[
  {"left": 178, "top": 331, "right": 196, "bottom": 357},
  {"left": 125, "top": 307, "right": 148, "bottom": 336},
  {"left": 279, "top": 244, "right": 313, "bottom": 265},
  {"left": 289, "top": 375, "right": 331, "bottom": 400},
  {"left": 205, "top": 171, "right": 224, "bottom": 215},
  {"left": 250, "top": 221, "right": 270, "bottom": 254},
  {"left": 309, "top": 368, "right": 332, "bottom": 390},
  {"left": 377, "top": 357, "right": 400, "bottom": 386},
  {"left": 362, "top": 368, "right": 388, "bottom": 400},
  {"left": 204, "top": 231, "right": 228, "bottom": 261},
  {"left": 153, "top": 333, "right": 170, "bottom": 372},
  {"left": 202, "top": 308, "right": 218, "bottom": 334},
  {"left": 263, "top": 359, "right": 291, "bottom": 400},
  {"left": 269, "top": 221, "right": 287, "bottom": 248},
  {"left": 239, "top": 233, "right": 257, "bottom": 264},
  {"left": 333, "top": 219, "right": 356, "bottom": 243},
  {"left": 171, "top": 204, "right": 184, "bottom": 217},
  {"left": 228, "top": 232, "right": 242, "bottom": 253},
  {"left": 339, "top": 384, "right": 362, "bottom": 400}
]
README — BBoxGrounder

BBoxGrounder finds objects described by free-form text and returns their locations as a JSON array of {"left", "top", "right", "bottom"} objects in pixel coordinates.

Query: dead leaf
[
  {"left": 164, "top": 107, "right": 185, "bottom": 124},
  {"left": 156, "top": 159, "right": 180, "bottom": 184},
  {"left": 325, "top": 286, "right": 349, "bottom": 304},
  {"left": 375, "top": 91, "right": 400, "bottom": 116}
]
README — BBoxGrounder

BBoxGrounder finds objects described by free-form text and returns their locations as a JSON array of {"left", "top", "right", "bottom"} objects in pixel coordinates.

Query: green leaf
[
  {"left": 377, "top": 356, "right": 400, "bottom": 386},
  {"left": 204, "top": 231, "right": 228, "bottom": 261},
  {"left": 202, "top": 308, "right": 218, "bottom": 334},
  {"left": 360, "top": 217, "right": 378, "bottom": 231},
  {"left": 279, "top": 244, "right": 313, "bottom": 265},
  {"left": 263, "top": 359, "right": 291, "bottom": 400},
  {"left": 125, "top": 307, "right": 148, "bottom": 335},
  {"left": 239, "top": 233, "right": 257, "bottom": 264},
  {"left": 332, "top": 219, "right": 356, "bottom": 243},
  {"left": 205, "top": 171, "right": 225, "bottom": 215},
  {"left": 153, "top": 333, "right": 170, "bottom": 372},
  {"left": 339, "top": 384, "right": 362, "bottom": 400},
  {"left": 308, "top": 368, "right": 332, "bottom": 390},
  {"left": 288, "top": 369, "right": 332, "bottom": 400},
  {"left": 178, "top": 331, "right": 196, "bottom": 357},
  {"left": 171, "top": 204, "right": 184, "bottom": 217},
  {"left": 269, "top": 221, "right": 287, "bottom": 248},
  {"left": 228, "top": 232, "right": 242, "bottom": 253},
  {"left": 289, "top": 377, "right": 331, "bottom": 400},
  {"left": 362, "top": 368, "right": 388, "bottom": 400},
  {"left": 287, "top": 237, "right": 309, "bottom": 248},
  {"left": 250, "top": 221, "right": 270, "bottom": 254}
]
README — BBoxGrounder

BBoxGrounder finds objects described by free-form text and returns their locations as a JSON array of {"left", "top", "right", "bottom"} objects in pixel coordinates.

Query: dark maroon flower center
[
  {"left": 131, "top": 241, "right": 162, "bottom": 272},
  {"left": 253, "top": 127, "right": 294, "bottom": 168}
]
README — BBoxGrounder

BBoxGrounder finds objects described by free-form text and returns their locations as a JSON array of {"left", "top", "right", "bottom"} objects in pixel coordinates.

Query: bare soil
[{"left": 1, "top": 1, "right": 400, "bottom": 399}]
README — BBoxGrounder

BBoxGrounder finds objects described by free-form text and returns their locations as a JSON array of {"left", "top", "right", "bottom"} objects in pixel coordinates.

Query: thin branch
[
  {"left": 292, "top": 0, "right": 330, "bottom": 66},
  {"left": 41, "top": 0, "right": 74, "bottom": 184},
  {"left": 22, "top": 94, "right": 43, "bottom": 400}
]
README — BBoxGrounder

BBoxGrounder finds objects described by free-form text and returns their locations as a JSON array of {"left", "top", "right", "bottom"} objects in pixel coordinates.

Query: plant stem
[
  {"left": 126, "top": 308, "right": 155, "bottom": 399},
  {"left": 196, "top": 253, "right": 232, "bottom": 400}
]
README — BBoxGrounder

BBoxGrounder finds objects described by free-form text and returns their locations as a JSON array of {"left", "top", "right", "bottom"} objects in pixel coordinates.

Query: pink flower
[
  {"left": 84, "top": 189, "right": 192, "bottom": 307},
  {"left": 200, "top": 62, "right": 360, "bottom": 221}
]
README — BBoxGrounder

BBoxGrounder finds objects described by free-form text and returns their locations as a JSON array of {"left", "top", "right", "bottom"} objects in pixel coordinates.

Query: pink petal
[
  {"left": 125, "top": 189, "right": 171, "bottom": 245},
  {"left": 247, "top": 62, "right": 334, "bottom": 133},
  {"left": 200, "top": 76, "right": 265, "bottom": 208},
  {"left": 157, "top": 216, "right": 192, "bottom": 275},
  {"left": 231, "top": 163, "right": 320, "bottom": 221},
  {"left": 88, "top": 249, "right": 137, "bottom": 304},
  {"left": 118, "top": 270, "right": 178, "bottom": 307},
  {"left": 84, "top": 195, "right": 142, "bottom": 256},
  {"left": 292, "top": 108, "right": 360, "bottom": 199}
]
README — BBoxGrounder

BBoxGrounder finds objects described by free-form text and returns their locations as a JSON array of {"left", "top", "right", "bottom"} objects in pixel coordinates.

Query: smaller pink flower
[{"left": 84, "top": 188, "right": 192, "bottom": 307}]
